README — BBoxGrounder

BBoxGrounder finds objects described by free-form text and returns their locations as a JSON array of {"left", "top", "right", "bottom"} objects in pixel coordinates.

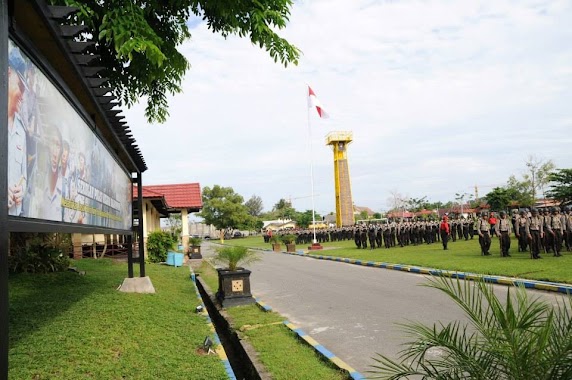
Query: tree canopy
[
  {"left": 546, "top": 169, "right": 572, "bottom": 206},
  {"left": 485, "top": 187, "right": 519, "bottom": 211},
  {"left": 293, "top": 209, "right": 321, "bottom": 228},
  {"left": 272, "top": 198, "right": 296, "bottom": 220},
  {"left": 244, "top": 195, "right": 264, "bottom": 217},
  {"left": 197, "top": 185, "right": 252, "bottom": 230},
  {"left": 53, "top": 0, "right": 300, "bottom": 123}
]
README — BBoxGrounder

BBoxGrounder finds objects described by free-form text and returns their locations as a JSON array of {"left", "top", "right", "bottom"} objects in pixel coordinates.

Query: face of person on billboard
[
  {"left": 8, "top": 67, "right": 25, "bottom": 122},
  {"left": 78, "top": 152, "right": 87, "bottom": 179},
  {"left": 61, "top": 142, "right": 69, "bottom": 173},
  {"left": 49, "top": 130, "right": 62, "bottom": 174}
]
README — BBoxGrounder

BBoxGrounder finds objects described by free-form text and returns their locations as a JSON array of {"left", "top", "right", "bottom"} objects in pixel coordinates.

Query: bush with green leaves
[
  {"left": 368, "top": 276, "right": 572, "bottom": 379},
  {"left": 269, "top": 235, "right": 281, "bottom": 244},
  {"left": 8, "top": 240, "right": 70, "bottom": 274},
  {"left": 146, "top": 230, "right": 176, "bottom": 263},
  {"left": 280, "top": 234, "right": 296, "bottom": 245},
  {"left": 189, "top": 237, "right": 202, "bottom": 246},
  {"left": 211, "top": 246, "right": 261, "bottom": 271}
]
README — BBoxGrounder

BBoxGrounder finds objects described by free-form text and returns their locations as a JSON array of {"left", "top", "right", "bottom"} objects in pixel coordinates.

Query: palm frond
[{"left": 368, "top": 276, "right": 572, "bottom": 379}]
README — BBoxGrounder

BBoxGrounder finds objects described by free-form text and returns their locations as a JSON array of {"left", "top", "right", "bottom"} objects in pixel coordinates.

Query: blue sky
[{"left": 124, "top": 0, "right": 572, "bottom": 216}]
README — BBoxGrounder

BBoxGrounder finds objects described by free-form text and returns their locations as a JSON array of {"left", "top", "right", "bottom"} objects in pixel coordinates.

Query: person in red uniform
[
  {"left": 440, "top": 215, "right": 451, "bottom": 250},
  {"left": 489, "top": 212, "right": 498, "bottom": 237}
]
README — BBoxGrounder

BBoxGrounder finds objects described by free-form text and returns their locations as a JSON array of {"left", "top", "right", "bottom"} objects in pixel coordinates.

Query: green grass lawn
[
  {"left": 224, "top": 235, "right": 572, "bottom": 284},
  {"left": 194, "top": 261, "right": 347, "bottom": 380},
  {"left": 9, "top": 259, "right": 228, "bottom": 380}
]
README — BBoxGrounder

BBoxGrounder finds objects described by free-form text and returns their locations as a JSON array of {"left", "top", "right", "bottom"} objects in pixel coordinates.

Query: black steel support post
[
  {"left": 127, "top": 175, "right": 136, "bottom": 279},
  {"left": 137, "top": 173, "right": 145, "bottom": 277},
  {"left": 0, "top": 0, "right": 10, "bottom": 378},
  {"left": 126, "top": 234, "right": 133, "bottom": 278}
]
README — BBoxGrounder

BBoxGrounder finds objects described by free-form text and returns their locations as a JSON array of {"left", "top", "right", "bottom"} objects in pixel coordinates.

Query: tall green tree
[
  {"left": 546, "top": 169, "right": 572, "bottom": 206},
  {"left": 244, "top": 195, "right": 264, "bottom": 217},
  {"left": 165, "top": 214, "right": 182, "bottom": 238},
  {"left": 506, "top": 175, "right": 534, "bottom": 207},
  {"left": 407, "top": 196, "right": 429, "bottom": 212},
  {"left": 197, "top": 185, "right": 251, "bottom": 230},
  {"left": 485, "top": 187, "right": 516, "bottom": 211},
  {"left": 53, "top": 0, "right": 300, "bottom": 123},
  {"left": 293, "top": 210, "right": 321, "bottom": 229},
  {"left": 272, "top": 198, "right": 296, "bottom": 220},
  {"left": 524, "top": 155, "right": 555, "bottom": 201}
]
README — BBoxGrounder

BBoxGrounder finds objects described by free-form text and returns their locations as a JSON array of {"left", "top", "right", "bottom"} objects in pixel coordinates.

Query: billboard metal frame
[{"left": 1, "top": 2, "right": 148, "bottom": 379}]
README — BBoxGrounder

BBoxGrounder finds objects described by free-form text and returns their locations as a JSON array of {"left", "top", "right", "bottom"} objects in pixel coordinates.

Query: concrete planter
[
  {"left": 286, "top": 243, "right": 296, "bottom": 253},
  {"left": 166, "top": 251, "right": 184, "bottom": 267},
  {"left": 188, "top": 245, "right": 202, "bottom": 259},
  {"left": 216, "top": 268, "right": 255, "bottom": 308},
  {"left": 272, "top": 243, "right": 281, "bottom": 252}
]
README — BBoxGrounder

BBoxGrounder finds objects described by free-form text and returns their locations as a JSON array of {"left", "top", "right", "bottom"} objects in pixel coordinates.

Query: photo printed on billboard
[{"left": 7, "top": 39, "right": 132, "bottom": 230}]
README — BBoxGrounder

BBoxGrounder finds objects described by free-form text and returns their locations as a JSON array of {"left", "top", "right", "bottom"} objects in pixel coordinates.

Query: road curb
[
  {"left": 277, "top": 250, "right": 572, "bottom": 294},
  {"left": 252, "top": 297, "right": 365, "bottom": 380}
]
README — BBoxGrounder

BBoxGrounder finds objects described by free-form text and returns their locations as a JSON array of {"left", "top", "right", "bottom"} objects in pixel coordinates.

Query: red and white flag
[{"left": 308, "top": 86, "right": 329, "bottom": 119}]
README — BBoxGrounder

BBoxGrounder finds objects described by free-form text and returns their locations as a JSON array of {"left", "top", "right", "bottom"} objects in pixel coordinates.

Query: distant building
[
  {"left": 353, "top": 205, "right": 375, "bottom": 217},
  {"left": 263, "top": 219, "right": 296, "bottom": 231}
]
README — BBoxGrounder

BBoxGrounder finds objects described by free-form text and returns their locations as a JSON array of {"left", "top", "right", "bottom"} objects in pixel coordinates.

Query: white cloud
[{"left": 124, "top": 0, "right": 572, "bottom": 215}]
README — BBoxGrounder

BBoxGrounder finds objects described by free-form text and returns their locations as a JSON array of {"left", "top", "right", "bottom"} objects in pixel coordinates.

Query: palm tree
[
  {"left": 211, "top": 246, "right": 260, "bottom": 271},
  {"left": 369, "top": 276, "right": 572, "bottom": 379}
]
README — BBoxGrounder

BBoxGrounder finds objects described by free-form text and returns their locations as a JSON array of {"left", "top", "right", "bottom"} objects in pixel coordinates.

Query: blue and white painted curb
[
  {"left": 278, "top": 250, "right": 572, "bottom": 294},
  {"left": 253, "top": 297, "right": 365, "bottom": 380}
]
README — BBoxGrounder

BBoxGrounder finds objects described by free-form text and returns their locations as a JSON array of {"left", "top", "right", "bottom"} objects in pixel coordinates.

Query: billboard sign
[{"left": 7, "top": 39, "right": 132, "bottom": 230}]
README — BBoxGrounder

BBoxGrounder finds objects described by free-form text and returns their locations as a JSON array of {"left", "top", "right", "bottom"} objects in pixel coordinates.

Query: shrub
[
  {"left": 8, "top": 242, "right": 70, "bottom": 273},
  {"left": 280, "top": 234, "right": 296, "bottom": 245},
  {"left": 189, "top": 237, "right": 202, "bottom": 246},
  {"left": 146, "top": 230, "right": 176, "bottom": 263}
]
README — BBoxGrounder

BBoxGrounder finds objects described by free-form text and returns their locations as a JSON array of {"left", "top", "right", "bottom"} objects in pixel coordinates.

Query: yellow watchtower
[{"left": 325, "top": 131, "right": 354, "bottom": 227}]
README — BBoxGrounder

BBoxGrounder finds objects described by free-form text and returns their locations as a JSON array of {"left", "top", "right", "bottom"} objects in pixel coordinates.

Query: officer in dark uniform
[
  {"left": 360, "top": 226, "right": 368, "bottom": 249},
  {"left": 383, "top": 223, "right": 391, "bottom": 248},
  {"left": 476, "top": 211, "right": 491, "bottom": 255},
  {"left": 354, "top": 225, "right": 361, "bottom": 248},
  {"left": 542, "top": 209, "right": 551, "bottom": 253},
  {"left": 461, "top": 217, "right": 469, "bottom": 240},
  {"left": 565, "top": 206, "right": 572, "bottom": 251},
  {"left": 515, "top": 210, "right": 528, "bottom": 252},
  {"left": 375, "top": 225, "right": 383, "bottom": 248},
  {"left": 368, "top": 224, "right": 376, "bottom": 249},
  {"left": 546, "top": 207, "right": 563, "bottom": 257},
  {"left": 527, "top": 208, "right": 544, "bottom": 259},
  {"left": 496, "top": 211, "right": 512, "bottom": 257}
]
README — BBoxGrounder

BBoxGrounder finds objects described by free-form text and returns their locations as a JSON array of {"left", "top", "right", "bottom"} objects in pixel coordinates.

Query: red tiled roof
[
  {"left": 141, "top": 188, "right": 164, "bottom": 198},
  {"left": 143, "top": 183, "right": 202, "bottom": 210},
  {"left": 386, "top": 211, "right": 415, "bottom": 218}
]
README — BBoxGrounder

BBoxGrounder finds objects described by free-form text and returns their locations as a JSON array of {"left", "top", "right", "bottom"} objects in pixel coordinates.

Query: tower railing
[{"left": 325, "top": 131, "right": 353, "bottom": 145}]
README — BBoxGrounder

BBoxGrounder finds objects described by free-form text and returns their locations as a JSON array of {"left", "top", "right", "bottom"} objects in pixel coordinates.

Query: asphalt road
[{"left": 202, "top": 242, "right": 566, "bottom": 374}]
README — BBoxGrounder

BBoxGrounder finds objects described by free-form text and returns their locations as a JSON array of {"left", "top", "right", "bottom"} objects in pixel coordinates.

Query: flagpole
[{"left": 307, "top": 88, "right": 318, "bottom": 244}]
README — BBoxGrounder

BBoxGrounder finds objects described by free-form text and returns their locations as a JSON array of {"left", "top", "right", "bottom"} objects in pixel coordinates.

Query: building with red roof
[{"left": 133, "top": 183, "right": 202, "bottom": 258}]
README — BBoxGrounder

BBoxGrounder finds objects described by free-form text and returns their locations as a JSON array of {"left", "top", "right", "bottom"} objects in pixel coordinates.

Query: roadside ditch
[{"left": 195, "top": 275, "right": 270, "bottom": 380}]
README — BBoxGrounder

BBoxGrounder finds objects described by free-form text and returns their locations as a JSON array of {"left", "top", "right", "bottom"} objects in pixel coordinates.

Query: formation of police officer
[
  {"left": 351, "top": 220, "right": 438, "bottom": 249},
  {"left": 494, "top": 206, "right": 571, "bottom": 259},
  {"left": 264, "top": 206, "right": 572, "bottom": 259}
]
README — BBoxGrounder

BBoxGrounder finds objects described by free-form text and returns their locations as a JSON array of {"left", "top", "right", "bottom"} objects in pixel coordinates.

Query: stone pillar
[
  {"left": 141, "top": 200, "right": 148, "bottom": 260},
  {"left": 72, "top": 233, "right": 83, "bottom": 260},
  {"left": 181, "top": 209, "right": 189, "bottom": 253}
]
